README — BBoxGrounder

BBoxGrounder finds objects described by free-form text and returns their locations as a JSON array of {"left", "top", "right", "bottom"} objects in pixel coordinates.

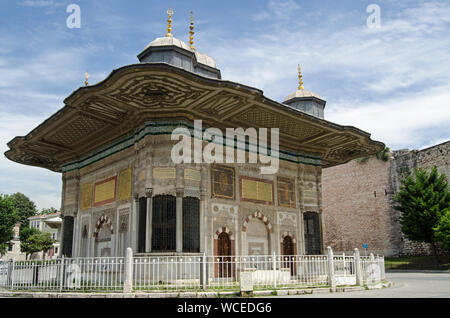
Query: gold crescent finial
[
  {"left": 189, "top": 10, "right": 195, "bottom": 51},
  {"left": 165, "top": 7, "right": 174, "bottom": 37},
  {"left": 297, "top": 64, "right": 304, "bottom": 90},
  {"left": 84, "top": 71, "right": 90, "bottom": 86}
]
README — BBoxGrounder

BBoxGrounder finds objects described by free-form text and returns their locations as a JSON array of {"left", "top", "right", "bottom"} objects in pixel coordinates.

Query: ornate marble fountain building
[{"left": 5, "top": 12, "right": 383, "bottom": 259}]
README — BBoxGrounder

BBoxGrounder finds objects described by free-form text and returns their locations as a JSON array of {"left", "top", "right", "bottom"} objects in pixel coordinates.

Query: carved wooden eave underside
[{"left": 5, "top": 62, "right": 384, "bottom": 172}]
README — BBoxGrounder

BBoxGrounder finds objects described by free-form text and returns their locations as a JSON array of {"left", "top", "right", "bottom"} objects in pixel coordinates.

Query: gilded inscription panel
[
  {"left": 184, "top": 168, "right": 201, "bottom": 181},
  {"left": 277, "top": 177, "right": 296, "bottom": 208},
  {"left": 138, "top": 169, "right": 146, "bottom": 182},
  {"left": 81, "top": 182, "right": 93, "bottom": 210},
  {"left": 211, "top": 165, "right": 235, "bottom": 200},
  {"left": 153, "top": 167, "right": 176, "bottom": 179},
  {"left": 94, "top": 177, "right": 116, "bottom": 207},
  {"left": 118, "top": 168, "right": 132, "bottom": 201},
  {"left": 240, "top": 177, "right": 273, "bottom": 205}
]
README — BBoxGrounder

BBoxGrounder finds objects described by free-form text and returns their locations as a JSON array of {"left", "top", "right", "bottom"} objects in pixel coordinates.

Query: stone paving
[{"left": 0, "top": 282, "right": 392, "bottom": 298}]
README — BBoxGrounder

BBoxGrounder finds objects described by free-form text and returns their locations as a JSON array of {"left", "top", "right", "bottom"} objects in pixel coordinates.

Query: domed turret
[
  {"left": 137, "top": 9, "right": 221, "bottom": 79},
  {"left": 283, "top": 65, "right": 326, "bottom": 118}
]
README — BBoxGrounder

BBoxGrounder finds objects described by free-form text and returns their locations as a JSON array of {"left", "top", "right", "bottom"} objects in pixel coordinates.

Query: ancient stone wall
[{"left": 322, "top": 141, "right": 450, "bottom": 256}]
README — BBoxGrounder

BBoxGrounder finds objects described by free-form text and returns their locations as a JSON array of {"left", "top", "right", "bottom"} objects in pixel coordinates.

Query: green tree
[
  {"left": 9, "top": 192, "right": 37, "bottom": 227},
  {"left": 434, "top": 211, "right": 450, "bottom": 252},
  {"left": 21, "top": 232, "right": 55, "bottom": 260},
  {"left": 19, "top": 226, "right": 40, "bottom": 245},
  {"left": 0, "top": 194, "right": 18, "bottom": 255},
  {"left": 39, "top": 207, "right": 58, "bottom": 215},
  {"left": 394, "top": 167, "right": 450, "bottom": 265}
]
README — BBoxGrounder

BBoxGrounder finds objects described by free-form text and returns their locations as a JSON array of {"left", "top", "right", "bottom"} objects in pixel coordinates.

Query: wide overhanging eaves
[{"left": 4, "top": 62, "right": 385, "bottom": 172}]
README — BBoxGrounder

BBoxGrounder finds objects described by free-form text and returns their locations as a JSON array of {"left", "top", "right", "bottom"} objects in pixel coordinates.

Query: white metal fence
[
  {"left": 0, "top": 248, "right": 385, "bottom": 293},
  {"left": 0, "top": 257, "right": 124, "bottom": 291}
]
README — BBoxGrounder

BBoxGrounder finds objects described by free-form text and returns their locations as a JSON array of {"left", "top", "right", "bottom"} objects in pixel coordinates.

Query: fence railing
[{"left": 0, "top": 247, "right": 385, "bottom": 293}]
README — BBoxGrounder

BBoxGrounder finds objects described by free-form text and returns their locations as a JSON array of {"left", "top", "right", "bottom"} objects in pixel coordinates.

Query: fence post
[
  {"left": 326, "top": 246, "right": 336, "bottom": 291},
  {"left": 273, "top": 251, "right": 277, "bottom": 289},
  {"left": 201, "top": 252, "right": 207, "bottom": 291},
  {"left": 7, "top": 259, "right": 14, "bottom": 289},
  {"left": 123, "top": 247, "right": 133, "bottom": 293},
  {"left": 58, "top": 256, "right": 65, "bottom": 292},
  {"left": 354, "top": 248, "right": 363, "bottom": 286}
]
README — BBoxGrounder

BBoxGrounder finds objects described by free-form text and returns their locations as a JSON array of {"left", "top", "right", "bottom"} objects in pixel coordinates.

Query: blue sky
[{"left": 0, "top": 0, "right": 449, "bottom": 210}]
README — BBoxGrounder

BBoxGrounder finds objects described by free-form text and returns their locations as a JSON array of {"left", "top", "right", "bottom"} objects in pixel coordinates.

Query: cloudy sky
[{"left": 0, "top": 0, "right": 449, "bottom": 210}]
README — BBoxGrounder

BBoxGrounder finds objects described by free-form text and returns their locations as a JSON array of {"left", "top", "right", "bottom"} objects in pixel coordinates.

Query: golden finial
[
  {"left": 297, "top": 64, "right": 304, "bottom": 90},
  {"left": 189, "top": 11, "right": 196, "bottom": 51},
  {"left": 84, "top": 71, "right": 89, "bottom": 86},
  {"left": 165, "top": 7, "right": 174, "bottom": 37}
]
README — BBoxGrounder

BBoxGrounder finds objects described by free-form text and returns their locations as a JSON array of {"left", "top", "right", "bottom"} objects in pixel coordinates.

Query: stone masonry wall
[{"left": 322, "top": 141, "right": 450, "bottom": 256}]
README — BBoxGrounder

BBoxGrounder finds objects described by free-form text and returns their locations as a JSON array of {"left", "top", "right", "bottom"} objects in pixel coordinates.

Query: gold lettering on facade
[
  {"left": 138, "top": 169, "right": 146, "bottom": 182},
  {"left": 65, "top": 194, "right": 76, "bottom": 206},
  {"left": 153, "top": 167, "right": 176, "bottom": 179},
  {"left": 94, "top": 177, "right": 116, "bottom": 206},
  {"left": 241, "top": 177, "right": 273, "bottom": 203},
  {"left": 81, "top": 182, "right": 93, "bottom": 210},
  {"left": 118, "top": 168, "right": 132, "bottom": 201},
  {"left": 184, "top": 168, "right": 201, "bottom": 181}
]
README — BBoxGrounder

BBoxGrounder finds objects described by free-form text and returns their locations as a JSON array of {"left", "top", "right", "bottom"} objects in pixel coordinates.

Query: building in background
[
  {"left": 0, "top": 223, "right": 26, "bottom": 261},
  {"left": 322, "top": 141, "right": 450, "bottom": 256},
  {"left": 28, "top": 212, "right": 62, "bottom": 259}
]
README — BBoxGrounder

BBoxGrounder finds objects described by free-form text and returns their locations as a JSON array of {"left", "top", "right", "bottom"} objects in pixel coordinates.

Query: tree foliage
[
  {"left": 19, "top": 226, "right": 40, "bottom": 244},
  {"left": 20, "top": 232, "right": 55, "bottom": 259},
  {"left": 9, "top": 192, "right": 37, "bottom": 227},
  {"left": 394, "top": 167, "right": 450, "bottom": 260},
  {"left": 38, "top": 207, "right": 58, "bottom": 215},
  {"left": 0, "top": 194, "right": 18, "bottom": 255},
  {"left": 434, "top": 211, "right": 450, "bottom": 251}
]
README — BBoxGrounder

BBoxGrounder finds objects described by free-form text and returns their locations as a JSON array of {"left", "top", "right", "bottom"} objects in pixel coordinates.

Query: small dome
[
  {"left": 283, "top": 89, "right": 325, "bottom": 103},
  {"left": 140, "top": 36, "right": 217, "bottom": 69},
  {"left": 143, "top": 36, "right": 191, "bottom": 51}
]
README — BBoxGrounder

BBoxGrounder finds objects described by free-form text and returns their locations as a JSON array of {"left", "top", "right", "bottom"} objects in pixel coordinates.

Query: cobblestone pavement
[{"left": 282, "top": 272, "right": 450, "bottom": 298}]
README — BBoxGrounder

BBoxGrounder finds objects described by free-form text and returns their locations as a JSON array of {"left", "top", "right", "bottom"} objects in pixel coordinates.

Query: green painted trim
[{"left": 62, "top": 120, "right": 321, "bottom": 172}]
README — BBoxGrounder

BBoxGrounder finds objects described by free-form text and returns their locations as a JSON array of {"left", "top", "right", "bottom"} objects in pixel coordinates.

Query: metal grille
[
  {"left": 138, "top": 197, "right": 147, "bottom": 253},
  {"left": 304, "top": 212, "right": 321, "bottom": 255},
  {"left": 182, "top": 197, "right": 200, "bottom": 252},
  {"left": 62, "top": 216, "right": 74, "bottom": 257},
  {"left": 152, "top": 195, "right": 176, "bottom": 251}
]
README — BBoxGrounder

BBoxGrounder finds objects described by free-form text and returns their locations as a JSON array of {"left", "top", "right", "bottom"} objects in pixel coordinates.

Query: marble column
[
  {"left": 176, "top": 188, "right": 184, "bottom": 252},
  {"left": 297, "top": 164, "right": 306, "bottom": 255},
  {"left": 145, "top": 188, "right": 153, "bottom": 253},
  {"left": 131, "top": 194, "right": 139, "bottom": 252}
]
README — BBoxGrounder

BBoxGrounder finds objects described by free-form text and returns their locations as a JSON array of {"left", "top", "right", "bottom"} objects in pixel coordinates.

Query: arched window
[
  {"left": 182, "top": 197, "right": 200, "bottom": 252},
  {"left": 303, "top": 212, "right": 322, "bottom": 255},
  {"left": 152, "top": 195, "right": 176, "bottom": 251}
]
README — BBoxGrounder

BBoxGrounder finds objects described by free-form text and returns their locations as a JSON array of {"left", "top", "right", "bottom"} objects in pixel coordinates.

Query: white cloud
[
  {"left": 0, "top": 111, "right": 61, "bottom": 211},
  {"left": 202, "top": 1, "right": 450, "bottom": 150},
  {"left": 17, "top": 0, "right": 58, "bottom": 8},
  {"left": 327, "top": 85, "right": 450, "bottom": 149},
  {"left": 252, "top": 0, "right": 301, "bottom": 21}
]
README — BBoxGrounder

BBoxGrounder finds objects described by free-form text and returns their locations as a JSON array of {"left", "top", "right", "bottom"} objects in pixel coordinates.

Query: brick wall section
[
  {"left": 322, "top": 157, "right": 395, "bottom": 255},
  {"left": 322, "top": 141, "right": 450, "bottom": 256}
]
